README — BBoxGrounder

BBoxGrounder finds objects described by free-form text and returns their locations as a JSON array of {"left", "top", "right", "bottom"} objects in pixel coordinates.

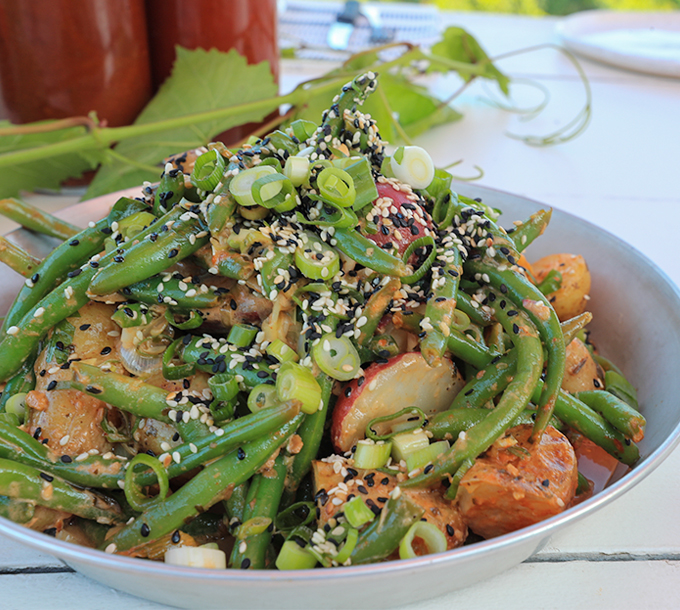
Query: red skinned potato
[
  {"left": 366, "top": 181, "right": 434, "bottom": 257},
  {"left": 331, "top": 352, "right": 465, "bottom": 453}
]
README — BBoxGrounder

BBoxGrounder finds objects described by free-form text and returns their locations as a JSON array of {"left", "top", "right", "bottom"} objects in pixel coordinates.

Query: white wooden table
[{"left": 3, "top": 10, "right": 680, "bottom": 610}]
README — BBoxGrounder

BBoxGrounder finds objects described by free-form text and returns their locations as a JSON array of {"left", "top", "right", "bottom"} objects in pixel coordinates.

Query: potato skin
[
  {"left": 561, "top": 338, "right": 603, "bottom": 394},
  {"left": 532, "top": 253, "right": 591, "bottom": 321},
  {"left": 457, "top": 424, "right": 578, "bottom": 539}
]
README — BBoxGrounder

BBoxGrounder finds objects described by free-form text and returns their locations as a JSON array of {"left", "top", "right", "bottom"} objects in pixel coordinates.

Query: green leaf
[
  {"left": 363, "top": 74, "right": 463, "bottom": 141},
  {"left": 431, "top": 27, "right": 510, "bottom": 95},
  {"left": 85, "top": 47, "right": 278, "bottom": 199},
  {"left": 0, "top": 121, "right": 103, "bottom": 199}
]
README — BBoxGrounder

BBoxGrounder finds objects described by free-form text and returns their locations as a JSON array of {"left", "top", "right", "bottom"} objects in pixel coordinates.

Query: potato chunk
[
  {"left": 457, "top": 424, "right": 578, "bottom": 539},
  {"left": 532, "top": 253, "right": 591, "bottom": 321},
  {"left": 313, "top": 459, "right": 467, "bottom": 551},
  {"left": 561, "top": 338, "right": 603, "bottom": 394}
]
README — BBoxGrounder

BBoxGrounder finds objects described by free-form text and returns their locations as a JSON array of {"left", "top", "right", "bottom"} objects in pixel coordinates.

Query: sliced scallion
[
  {"left": 404, "top": 440, "right": 450, "bottom": 473},
  {"left": 344, "top": 497, "right": 376, "bottom": 529},
  {"left": 252, "top": 173, "right": 298, "bottom": 211},
  {"left": 4, "top": 392, "right": 28, "bottom": 424},
  {"left": 275, "top": 540, "right": 318, "bottom": 570},
  {"left": 284, "top": 156, "right": 311, "bottom": 187},
  {"left": 317, "top": 167, "right": 356, "bottom": 208},
  {"left": 391, "top": 429, "right": 430, "bottom": 462},
  {"left": 190, "top": 149, "right": 226, "bottom": 191},
  {"left": 208, "top": 373, "right": 240, "bottom": 403},
  {"left": 276, "top": 362, "right": 322, "bottom": 415},
  {"left": 344, "top": 156, "right": 379, "bottom": 210},
  {"left": 229, "top": 166, "right": 278, "bottom": 207},
  {"left": 227, "top": 323, "right": 258, "bottom": 347},
  {"left": 247, "top": 383, "right": 281, "bottom": 413},
  {"left": 124, "top": 453, "right": 169, "bottom": 513},
  {"left": 312, "top": 333, "right": 360, "bottom": 381},
  {"left": 266, "top": 339, "right": 299, "bottom": 363},
  {"left": 353, "top": 440, "right": 392, "bottom": 469},
  {"left": 295, "top": 233, "right": 340, "bottom": 281},
  {"left": 334, "top": 526, "right": 359, "bottom": 564},
  {"left": 398, "top": 521, "right": 447, "bottom": 560}
]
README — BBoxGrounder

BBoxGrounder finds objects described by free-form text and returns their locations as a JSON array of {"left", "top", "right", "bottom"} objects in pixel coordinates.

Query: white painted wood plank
[
  {"left": 0, "top": 534, "right": 64, "bottom": 569},
  {"left": 3, "top": 560, "right": 680, "bottom": 610}
]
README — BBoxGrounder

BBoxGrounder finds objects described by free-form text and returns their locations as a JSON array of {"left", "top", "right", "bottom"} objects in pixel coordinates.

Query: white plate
[
  {"left": 557, "top": 10, "right": 680, "bottom": 77},
  {"left": 2, "top": 184, "right": 680, "bottom": 609}
]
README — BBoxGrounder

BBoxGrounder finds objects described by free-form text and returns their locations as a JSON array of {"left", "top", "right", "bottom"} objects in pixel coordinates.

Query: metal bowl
[{"left": 2, "top": 184, "right": 679, "bottom": 609}]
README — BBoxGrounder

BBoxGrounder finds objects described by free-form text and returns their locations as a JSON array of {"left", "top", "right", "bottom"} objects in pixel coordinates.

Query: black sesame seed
[
  {"left": 140, "top": 523, "right": 150, "bottom": 537},
  {"left": 344, "top": 387, "right": 352, "bottom": 398},
  {"left": 43, "top": 527, "right": 57, "bottom": 537},
  {"left": 31, "top": 273, "right": 40, "bottom": 283},
  {"left": 46, "top": 380, "right": 57, "bottom": 391},
  {"left": 380, "top": 477, "right": 389, "bottom": 486},
  {"left": 500, "top": 284, "right": 508, "bottom": 294},
  {"left": 241, "top": 558, "right": 251, "bottom": 569},
  {"left": 237, "top": 448, "right": 246, "bottom": 460},
  {"left": 424, "top": 464, "right": 434, "bottom": 474},
  {"left": 507, "top": 310, "right": 518, "bottom": 317},
  {"left": 512, "top": 323, "right": 520, "bottom": 334},
  {"left": 171, "top": 530, "right": 181, "bottom": 544},
  {"left": 168, "top": 248, "right": 179, "bottom": 259},
  {"left": 446, "top": 524, "right": 455, "bottom": 536},
  {"left": 85, "top": 385, "right": 102, "bottom": 394},
  {"left": 40, "top": 472, "right": 54, "bottom": 482},
  {"left": 33, "top": 428, "right": 42, "bottom": 440},
  {"left": 69, "top": 239, "right": 80, "bottom": 246},
  {"left": 67, "top": 269, "right": 82, "bottom": 278},
  {"left": 100, "top": 346, "right": 112, "bottom": 355},
  {"left": 61, "top": 455, "right": 72, "bottom": 463}
]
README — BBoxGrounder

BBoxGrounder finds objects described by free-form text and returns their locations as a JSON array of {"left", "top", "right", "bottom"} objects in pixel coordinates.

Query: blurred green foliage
[{"left": 368, "top": 0, "right": 679, "bottom": 16}]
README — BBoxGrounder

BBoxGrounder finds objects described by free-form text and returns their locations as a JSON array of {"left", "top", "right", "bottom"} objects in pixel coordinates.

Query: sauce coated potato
[{"left": 532, "top": 253, "right": 591, "bottom": 321}]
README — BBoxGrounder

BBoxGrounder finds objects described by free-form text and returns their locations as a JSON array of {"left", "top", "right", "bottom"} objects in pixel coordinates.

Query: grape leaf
[
  {"left": 288, "top": 73, "right": 462, "bottom": 145},
  {"left": 0, "top": 121, "right": 104, "bottom": 198},
  {"left": 84, "top": 47, "right": 279, "bottom": 199},
  {"left": 430, "top": 27, "right": 510, "bottom": 95}
]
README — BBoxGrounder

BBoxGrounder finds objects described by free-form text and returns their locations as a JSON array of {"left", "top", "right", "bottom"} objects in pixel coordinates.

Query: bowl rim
[{"left": 2, "top": 182, "right": 680, "bottom": 584}]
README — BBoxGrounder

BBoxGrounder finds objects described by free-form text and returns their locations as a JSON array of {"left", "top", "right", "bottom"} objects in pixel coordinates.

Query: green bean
[
  {"left": 448, "top": 351, "right": 516, "bottom": 410},
  {"left": 124, "top": 275, "right": 222, "bottom": 310},
  {"left": 357, "top": 278, "right": 401, "bottom": 348},
  {"left": 180, "top": 335, "right": 275, "bottom": 388},
  {"left": 0, "top": 236, "right": 41, "bottom": 277},
  {"left": 225, "top": 483, "right": 249, "bottom": 527},
  {"left": 550, "top": 387, "right": 639, "bottom": 465},
  {"left": 333, "top": 227, "right": 409, "bottom": 277},
  {"left": 0, "top": 420, "right": 126, "bottom": 489},
  {"left": 404, "top": 302, "right": 543, "bottom": 488},
  {"left": 508, "top": 208, "right": 552, "bottom": 253},
  {"left": 466, "top": 259, "right": 566, "bottom": 442},
  {"left": 0, "top": 346, "right": 37, "bottom": 412},
  {"left": 89, "top": 212, "right": 210, "bottom": 295},
  {"left": 349, "top": 493, "right": 424, "bottom": 565},
  {"left": 576, "top": 390, "right": 645, "bottom": 443},
  {"left": 315, "top": 73, "right": 378, "bottom": 150},
  {"left": 395, "top": 311, "right": 494, "bottom": 370},
  {"left": 420, "top": 235, "right": 463, "bottom": 365},
  {"left": 0, "top": 495, "right": 36, "bottom": 523},
  {"left": 426, "top": 407, "right": 557, "bottom": 441},
  {"left": 0, "top": 458, "right": 123, "bottom": 524},
  {"left": 455, "top": 290, "right": 493, "bottom": 326},
  {"left": 561, "top": 312, "right": 593, "bottom": 345},
  {"left": 281, "top": 375, "right": 333, "bottom": 508},
  {"left": 153, "top": 168, "right": 185, "bottom": 216},
  {"left": 0, "top": 197, "right": 79, "bottom": 240},
  {"left": 101, "top": 414, "right": 303, "bottom": 553},
  {"left": 0, "top": 197, "right": 148, "bottom": 339},
  {"left": 229, "top": 456, "right": 286, "bottom": 569}
]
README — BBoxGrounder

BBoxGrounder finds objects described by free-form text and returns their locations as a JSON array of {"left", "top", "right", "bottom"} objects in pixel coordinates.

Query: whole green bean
[
  {"left": 153, "top": 168, "right": 185, "bottom": 216},
  {"left": 0, "top": 458, "right": 123, "bottom": 524},
  {"left": 404, "top": 302, "right": 543, "bottom": 488},
  {"left": 576, "top": 390, "right": 646, "bottom": 444},
  {"left": 0, "top": 197, "right": 148, "bottom": 339},
  {"left": 466, "top": 259, "right": 566, "bottom": 442},
  {"left": 101, "top": 414, "right": 303, "bottom": 553},
  {"left": 333, "top": 227, "right": 409, "bottom": 277},
  {"left": 508, "top": 208, "right": 552, "bottom": 253},
  {"left": 89, "top": 212, "right": 209, "bottom": 295},
  {"left": 230, "top": 456, "right": 286, "bottom": 569},
  {"left": 561, "top": 312, "right": 593, "bottom": 345},
  {"left": 0, "top": 236, "right": 41, "bottom": 277},
  {"left": 0, "top": 197, "right": 79, "bottom": 240},
  {"left": 124, "top": 275, "right": 221, "bottom": 310},
  {"left": 349, "top": 493, "right": 424, "bottom": 565}
]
